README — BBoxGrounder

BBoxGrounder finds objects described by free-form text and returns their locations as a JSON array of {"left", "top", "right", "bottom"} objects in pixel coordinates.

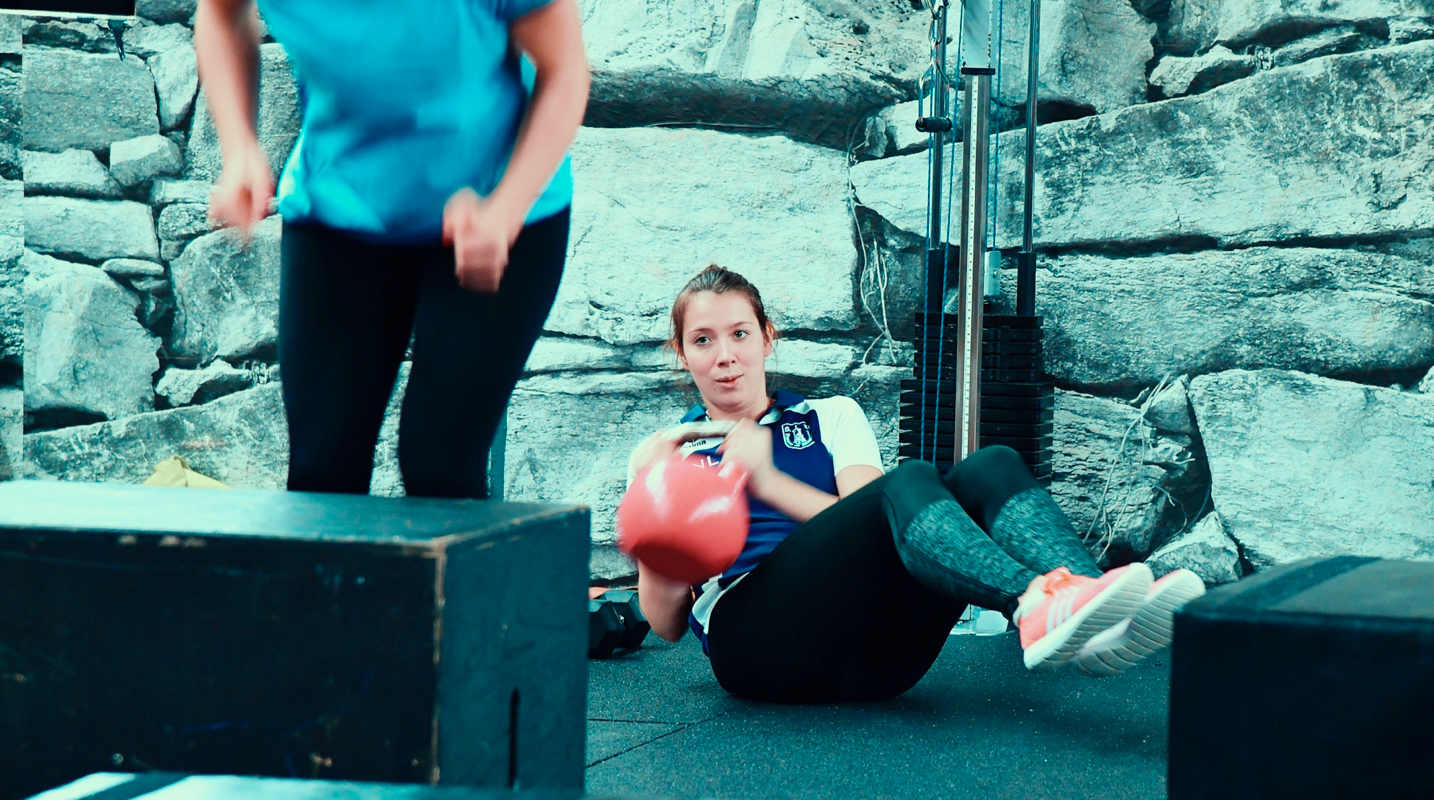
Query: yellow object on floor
[{"left": 143, "top": 456, "right": 230, "bottom": 489}]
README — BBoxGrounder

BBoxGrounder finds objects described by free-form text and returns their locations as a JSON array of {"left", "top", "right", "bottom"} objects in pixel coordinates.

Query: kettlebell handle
[{"left": 661, "top": 420, "right": 737, "bottom": 444}]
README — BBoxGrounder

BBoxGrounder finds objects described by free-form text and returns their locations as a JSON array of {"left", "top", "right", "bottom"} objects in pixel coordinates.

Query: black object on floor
[
  {"left": 1169, "top": 556, "right": 1434, "bottom": 799},
  {"left": 0, "top": 481, "right": 590, "bottom": 800},
  {"left": 589, "top": 591, "right": 651, "bottom": 659}
]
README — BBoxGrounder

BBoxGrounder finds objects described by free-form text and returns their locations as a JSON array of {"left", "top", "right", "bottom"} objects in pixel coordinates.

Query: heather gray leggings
[{"left": 706, "top": 446, "right": 1101, "bottom": 703}]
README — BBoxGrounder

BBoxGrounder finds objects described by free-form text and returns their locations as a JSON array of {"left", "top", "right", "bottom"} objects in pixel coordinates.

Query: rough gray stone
[
  {"left": 1048, "top": 389, "right": 1209, "bottom": 565},
  {"left": 523, "top": 337, "right": 657, "bottom": 374},
  {"left": 0, "top": 386, "right": 19, "bottom": 480},
  {"left": 1142, "top": 375, "right": 1196, "bottom": 437},
  {"left": 127, "top": 274, "right": 174, "bottom": 330},
  {"left": 158, "top": 202, "right": 210, "bottom": 242},
  {"left": 149, "top": 43, "right": 198, "bottom": 131},
  {"left": 0, "top": 178, "right": 15, "bottom": 240},
  {"left": 156, "top": 361, "right": 255, "bottom": 407},
  {"left": 854, "top": 42, "right": 1434, "bottom": 251},
  {"left": 0, "top": 58, "right": 17, "bottom": 177},
  {"left": 0, "top": 62, "right": 19, "bottom": 181},
  {"left": 1149, "top": 46, "right": 1258, "bottom": 98},
  {"left": 1013, "top": 247, "right": 1434, "bottom": 391},
  {"left": 1390, "top": 15, "right": 1434, "bottom": 44},
  {"left": 580, "top": 0, "right": 926, "bottom": 148},
  {"left": 124, "top": 22, "right": 192, "bottom": 59},
  {"left": 996, "top": 0, "right": 1156, "bottom": 114},
  {"left": 1190, "top": 369, "right": 1434, "bottom": 567},
  {"left": 21, "top": 149, "right": 123, "bottom": 199},
  {"left": 150, "top": 179, "right": 210, "bottom": 208},
  {"left": 185, "top": 44, "right": 299, "bottom": 182},
  {"left": 100, "top": 257, "right": 165, "bottom": 279},
  {"left": 0, "top": 14, "right": 18, "bottom": 56},
  {"left": 110, "top": 133, "right": 184, "bottom": 189},
  {"left": 844, "top": 364, "right": 906, "bottom": 471},
  {"left": 370, "top": 362, "right": 410, "bottom": 498},
  {"left": 1270, "top": 26, "right": 1366, "bottom": 67},
  {"left": 0, "top": 200, "right": 18, "bottom": 367},
  {"left": 859, "top": 99, "right": 939, "bottom": 159},
  {"left": 136, "top": 0, "right": 197, "bottom": 25},
  {"left": 161, "top": 238, "right": 190, "bottom": 262},
  {"left": 851, "top": 140, "right": 955, "bottom": 244},
  {"left": 768, "top": 340, "right": 856, "bottom": 381},
  {"left": 24, "top": 196, "right": 160, "bottom": 262},
  {"left": 1145, "top": 512, "right": 1243, "bottom": 586},
  {"left": 1165, "top": 0, "right": 1426, "bottom": 54},
  {"left": 169, "top": 216, "right": 281, "bottom": 366},
  {"left": 22, "top": 47, "right": 159, "bottom": 153},
  {"left": 1417, "top": 365, "right": 1434, "bottom": 393},
  {"left": 23, "top": 383, "right": 287, "bottom": 488},
  {"left": 0, "top": 145, "right": 15, "bottom": 184},
  {"left": 554, "top": 127, "right": 858, "bottom": 345},
  {"left": 23, "top": 250, "right": 159, "bottom": 421},
  {"left": 22, "top": 20, "right": 119, "bottom": 54}
]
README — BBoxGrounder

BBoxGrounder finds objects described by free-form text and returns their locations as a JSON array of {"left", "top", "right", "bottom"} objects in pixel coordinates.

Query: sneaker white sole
[
  {"left": 1023, "top": 563, "right": 1153, "bottom": 672},
  {"left": 1076, "top": 569, "right": 1207, "bottom": 677}
]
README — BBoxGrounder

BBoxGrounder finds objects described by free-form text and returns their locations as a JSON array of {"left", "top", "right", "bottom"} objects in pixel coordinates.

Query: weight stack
[
  {"left": 898, "top": 310, "right": 1053, "bottom": 483},
  {"left": 899, "top": 311, "right": 966, "bottom": 468},
  {"left": 979, "top": 312, "right": 1053, "bottom": 483}
]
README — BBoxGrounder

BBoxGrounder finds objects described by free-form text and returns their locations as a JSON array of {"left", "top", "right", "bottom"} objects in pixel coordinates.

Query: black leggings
[
  {"left": 706, "top": 446, "right": 1094, "bottom": 703},
  {"left": 277, "top": 209, "right": 569, "bottom": 498}
]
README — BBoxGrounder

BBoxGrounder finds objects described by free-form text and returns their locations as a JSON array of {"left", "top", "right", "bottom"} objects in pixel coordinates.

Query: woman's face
[{"left": 677, "top": 291, "right": 773, "bottom": 415}]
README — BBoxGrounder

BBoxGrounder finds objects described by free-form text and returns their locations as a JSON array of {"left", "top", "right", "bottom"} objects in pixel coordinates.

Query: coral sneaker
[
  {"left": 1015, "top": 563, "right": 1153, "bottom": 671},
  {"left": 1075, "top": 568, "right": 1207, "bottom": 677}
]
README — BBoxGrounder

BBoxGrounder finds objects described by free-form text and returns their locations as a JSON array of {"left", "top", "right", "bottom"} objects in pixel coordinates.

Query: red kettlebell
[{"left": 617, "top": 454, "right": 749, "bottom": 584}]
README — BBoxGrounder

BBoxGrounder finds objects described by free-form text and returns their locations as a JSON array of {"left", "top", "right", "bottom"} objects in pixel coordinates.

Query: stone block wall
[{"left": 2, "top": 1, "right": 1431, "bottom": 582}]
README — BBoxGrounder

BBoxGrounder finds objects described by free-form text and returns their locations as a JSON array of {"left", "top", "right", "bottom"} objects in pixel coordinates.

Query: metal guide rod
[
  {"left": 1017, "top": 0, "right": 1041, "bottom": 315},
  {"left": 954, "top": 67, "right": 993, "bottom": 462},
  {"left": 923, "top": 1, "right": 951, "bottom": 318}
]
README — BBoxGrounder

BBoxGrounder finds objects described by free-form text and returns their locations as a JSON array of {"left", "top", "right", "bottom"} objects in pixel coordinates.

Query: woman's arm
[
  {"left": 637, "top": 564, "right": 695, "bottom": 642},
  {"left": 194, "top": 0, "right": 273, "bottom": 233},
  {"left": 445, "top": 0, "right": 589, "bottom": 292},
  {"left": 498, "top": 0, "right": 590, "bottom": 221}
]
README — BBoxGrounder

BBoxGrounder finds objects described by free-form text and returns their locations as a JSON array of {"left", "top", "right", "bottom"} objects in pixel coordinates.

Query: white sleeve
[{"left": 810, "top": 396, "right": 883, "bottom": 475}]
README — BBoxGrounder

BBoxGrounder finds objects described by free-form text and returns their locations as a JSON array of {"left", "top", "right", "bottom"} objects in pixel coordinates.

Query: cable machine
[{"left": 898, "top": 0, "right": 1054, "bottom": 483}]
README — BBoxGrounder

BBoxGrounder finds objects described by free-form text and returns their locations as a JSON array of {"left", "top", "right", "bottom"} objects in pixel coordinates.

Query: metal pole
[
  {"left": 923, "top": 1, "right": 952, "bottom": 319},
  {"left": 955, "top": 67, "right": 993, "bottom": 461},
  {"left": 1017, "top": 0, "right": 1040, "bottom": 315}
]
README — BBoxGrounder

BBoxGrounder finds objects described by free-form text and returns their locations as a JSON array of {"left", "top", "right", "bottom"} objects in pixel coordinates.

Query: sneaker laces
[
  {"left": 1013, "top": 567, "right": 1088, "bottom": 624},
  {"left": 1042, "top": 567, "right": 1082, "bottom": 594}
]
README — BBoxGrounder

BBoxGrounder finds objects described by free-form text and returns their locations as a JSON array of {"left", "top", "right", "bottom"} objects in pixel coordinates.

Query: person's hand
[
  {"left": 209, "top": 142, "right": 274, "bottom": 243},
  {"left": 443, "top": 187, "right": 523, "bottom": 294},
  {"left": 717, "top": 419, "right": 775, "bottom": 495},
  {"left": 628, "top": 429, "right": 681, "bottom": 479}
]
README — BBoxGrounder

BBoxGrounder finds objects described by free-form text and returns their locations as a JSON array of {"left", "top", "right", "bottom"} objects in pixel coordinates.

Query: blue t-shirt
[{"left": 257, "top": 0, "right": 573, "bottom": 242}]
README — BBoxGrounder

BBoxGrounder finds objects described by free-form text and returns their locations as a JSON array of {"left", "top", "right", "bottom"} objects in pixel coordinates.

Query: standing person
[
  {"left": 628, "top": 265, "right": 1205, "bottom": 703},
  {"left": 195, "top": 0, "right": 589, "bottom": 497}
]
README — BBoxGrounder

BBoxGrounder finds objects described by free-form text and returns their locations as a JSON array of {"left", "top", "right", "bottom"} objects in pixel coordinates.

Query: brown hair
[{"left": 668, "top": 265, "right": 777, "bottom": 355}]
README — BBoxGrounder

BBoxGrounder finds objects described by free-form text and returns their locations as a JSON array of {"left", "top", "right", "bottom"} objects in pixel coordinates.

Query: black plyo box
[
  {"left": 0, "top": 481, "right": 590, "bottom": 800},
  {"left": 1169, "top": 557, "right": 1434, "bottom": 799}
]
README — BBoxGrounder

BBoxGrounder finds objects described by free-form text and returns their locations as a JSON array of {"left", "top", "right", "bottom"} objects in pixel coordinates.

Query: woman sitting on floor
[{"left": 627, "top": 265, "right": 1204, "bottom": 703}]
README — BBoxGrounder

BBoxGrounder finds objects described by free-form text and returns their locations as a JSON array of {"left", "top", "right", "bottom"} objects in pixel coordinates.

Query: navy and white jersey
[{"left": 675, "top": 390, "right": 882, "bottom": 652}]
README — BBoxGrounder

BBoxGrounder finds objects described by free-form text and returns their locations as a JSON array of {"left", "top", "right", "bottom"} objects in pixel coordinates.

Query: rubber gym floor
[{"left": 584, "top": 630, "right": 1169, "bottom": 799}]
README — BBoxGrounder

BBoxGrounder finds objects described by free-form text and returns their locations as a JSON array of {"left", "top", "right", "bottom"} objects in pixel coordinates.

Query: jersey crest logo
[{"left": 781, "top": 421, "right": 815, "bottom": 450}]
